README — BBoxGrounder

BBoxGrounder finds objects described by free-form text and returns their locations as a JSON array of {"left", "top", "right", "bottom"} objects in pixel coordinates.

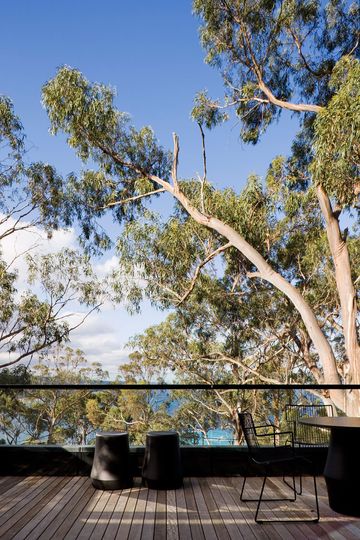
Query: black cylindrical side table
[
  {"left": 91, "top": 431, "right": 133, "bottom": 490},
  {"left": 142, "top": 431, "right": 183, "bottom": 489}
]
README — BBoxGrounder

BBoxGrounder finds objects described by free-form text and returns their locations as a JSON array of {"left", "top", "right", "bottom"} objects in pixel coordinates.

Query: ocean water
[{"left": 195, "top": 428, "right": 235, "bottom": 446}]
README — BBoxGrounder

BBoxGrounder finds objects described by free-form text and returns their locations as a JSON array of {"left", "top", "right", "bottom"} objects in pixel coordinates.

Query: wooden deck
[{"left": 0, "top": 476, "right": 359, "bottom": 539}]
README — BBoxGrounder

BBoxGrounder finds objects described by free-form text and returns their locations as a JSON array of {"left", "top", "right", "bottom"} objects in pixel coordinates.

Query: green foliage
[
  {"left": 310, "top": 56, "right": 360, "bottom": 207},
  {"left": 0, "top": 95, "right": 70, "bottom": 235},
  {"left": 0, "top": 95, "right": 24, "bottom": 182},
  {"left": 36, "top": 10, "right": 359, "bottom": 414},
  {"left": 42, "top": 66, "right": 172, "bottom": 251},
  {"left": 0, "top": 365, "right": 31, "bottom": 444},
  {"left": 0, "top": 365, "right": 30, "bottom": 384},
  {"left": 0, "top": 248, "right": 105, "bottom": 368},
  {"left": 0, "top": 348, "right": 110, "bottom": 445},
  {"left": 0, "top": 93, "right": 106, "bottom": 368},
  {"left": 86, "top": 358, "right": 171, "bottom": 445},
  {"left": 193, "top": 0, "right": 359, "bottom": 142},
  {"left": 191, "top": 91, "right": 229, "bottom": 128},
  {"left": 23, "top": 346, "right": 108, "bottom": 445}
]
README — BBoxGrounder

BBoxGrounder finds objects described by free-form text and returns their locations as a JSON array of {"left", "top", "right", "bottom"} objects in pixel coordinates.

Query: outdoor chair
[
  {"left": 285, "top": 404, "right": 333, "bottom": 447},
  {"left": 238, "top": 411, "right": 319, "bottom": 523}
]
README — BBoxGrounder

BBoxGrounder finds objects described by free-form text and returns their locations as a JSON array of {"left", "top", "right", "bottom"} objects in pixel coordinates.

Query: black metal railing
[{"left": 2, "top": 383, "right": 360, "bottom": 390}]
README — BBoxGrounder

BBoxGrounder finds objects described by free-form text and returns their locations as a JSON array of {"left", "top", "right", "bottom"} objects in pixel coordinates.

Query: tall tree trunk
[
  {"left": 317, "top": 186, "right": 360, "bottom": 414},
  {"left": 233, "top": 409, "right": 242, "bottom": 445},
  {"left": 47, "top": 422, "right": 55, "bottom": 444}
]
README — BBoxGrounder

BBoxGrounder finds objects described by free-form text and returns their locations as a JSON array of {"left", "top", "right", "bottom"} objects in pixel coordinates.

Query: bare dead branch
[
  {"left": 197, "top": 123, "right": 207, "bottom": 213},
  {"left": 171, "top": 133, "right": 180, "bottom": 192},
  {"left": 95, "top": 188, "right": 166, "bottom": 210}
]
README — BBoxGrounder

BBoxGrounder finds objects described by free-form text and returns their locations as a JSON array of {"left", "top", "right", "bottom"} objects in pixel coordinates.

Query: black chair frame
[{"left": 239, "top": 412, "right": 320, "bottom": 524}]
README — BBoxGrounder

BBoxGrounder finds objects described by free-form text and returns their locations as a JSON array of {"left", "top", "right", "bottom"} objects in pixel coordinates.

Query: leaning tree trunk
[
  {"left": 317, "top": 186, "right": 360, "bottom": 415},
  {"left": 151, "top": 172, "right": 346, "bottom": 411}
]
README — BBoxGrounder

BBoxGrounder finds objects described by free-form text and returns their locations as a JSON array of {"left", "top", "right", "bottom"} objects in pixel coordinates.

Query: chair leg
[
  {"left": 298, "top": 472, "right": 303, "bottom": 495},
  {"left": 254, "top": 475, "right": 320, "bottom": 524},
  {"left": 313, "top": 475, "right": 320, "bottom": 522},
  {"left": 283, "top": 464, "right": 303, "bottom": 496},
  {"left": 240, "top": 475, "right": 247, "bottom": 501},
  {"left": 241, "top": 475, "right": 297, "bottom": 503},
  {"left": 282, "top": 474, "right": 297, "bottom": 500},
  {"left": 255, "top": 475, "right": 267, "bottom": 523}
]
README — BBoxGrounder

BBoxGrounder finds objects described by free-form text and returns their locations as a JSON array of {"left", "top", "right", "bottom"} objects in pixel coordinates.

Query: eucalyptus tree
[
  {"left": 127, "top": 280, "right": 317, "bottom": 444},
  {"left": 0, "top": 365, "right": 31, "bottom": 444},
  {"left": 41, "top": 1, "right": 359, "bottom": 413},
  {"left": 85, "top": 358, "right": 172, "bottom": 445},
  {"left": 24, "top": 346, "right": 107, "bottom": 445},
  {"left": 0, "top": 96, "right": 105, "bottom": 368},
  {"left": 192, "top": 0, "right": 360, "bottom": 404}
]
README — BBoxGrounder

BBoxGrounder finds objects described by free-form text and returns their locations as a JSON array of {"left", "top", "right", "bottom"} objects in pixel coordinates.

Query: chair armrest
[
  {"left": 254, "top": 423, "right": 277, "bottom": 445},
  {"left": 254, "top": 430, "right": 294, "bottom": 447},
  {"left": 254, "top": 424, "right": 276, "bottom": 434}
]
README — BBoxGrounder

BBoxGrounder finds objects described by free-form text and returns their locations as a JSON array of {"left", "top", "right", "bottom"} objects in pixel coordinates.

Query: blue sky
[{"left": 1, "top": 1, "right": 300, "bottom": 376}]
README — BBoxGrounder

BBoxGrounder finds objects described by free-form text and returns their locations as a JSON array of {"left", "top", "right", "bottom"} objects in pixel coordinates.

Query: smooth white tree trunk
[{"left": 150, "top": 174, "right": 346, "bottom": 411}]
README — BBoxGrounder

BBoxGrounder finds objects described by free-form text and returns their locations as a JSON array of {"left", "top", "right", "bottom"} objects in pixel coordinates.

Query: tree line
[{"left": 0, "top": 345, "right": 303, "bottom": 446}]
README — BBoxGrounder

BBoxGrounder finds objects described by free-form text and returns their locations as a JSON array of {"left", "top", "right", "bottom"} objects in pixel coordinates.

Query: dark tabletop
[{"left": 299, "top": 417, "right": 360, "bottom": 429}]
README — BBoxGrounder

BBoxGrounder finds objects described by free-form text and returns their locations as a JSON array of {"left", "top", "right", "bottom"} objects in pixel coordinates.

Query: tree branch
[
  {"left": 96, "top": 188, "right": 166, "bottom": 210},
  {"left": 176, "top": 242, "right": 232, "bottom": 306},
  {"left": 258, "top": 80, "right": 322, "bottom": 113},
  {"left": 171, "top": 133, "right": 180, "bottom": 192},
  {"left": 197, "top": 123, "right": 207, "bottom": 213}
]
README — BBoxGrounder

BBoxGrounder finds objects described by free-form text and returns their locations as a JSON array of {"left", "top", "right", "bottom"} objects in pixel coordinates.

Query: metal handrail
[{"left": 1, "top": 383, "right": 360, "bottom": 390}]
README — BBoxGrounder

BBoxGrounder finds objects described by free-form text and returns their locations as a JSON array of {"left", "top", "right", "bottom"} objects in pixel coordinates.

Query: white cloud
[
  {"left": 0, "top": 215, "right": 76, "bottom": 290},
  {"left": 0, "top": 215, "right": 168, "bottom": 377},
  {"left": 64, "top": 310, "right": 130, "bottom": 378},
  {"left": 93, "top": 255, "right": 119, "bottom": 278}
]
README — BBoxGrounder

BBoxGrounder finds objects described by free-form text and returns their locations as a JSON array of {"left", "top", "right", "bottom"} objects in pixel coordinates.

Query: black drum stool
[
  {"left": 91, "top": 432, "right": 133, "bottom": 490},
  {"left": 142, "top": 431, "right": 183, "bottom": 489}
]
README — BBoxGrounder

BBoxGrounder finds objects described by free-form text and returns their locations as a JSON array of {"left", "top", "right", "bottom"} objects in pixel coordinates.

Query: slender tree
[
  {"left": 0, "top": 96, "right": 105, "bottom": 368},
  {"left": 24, "top": 346, "right": 107, "bottom": 444},
  {"left": 86, "top": 358, "right": 172, "bottom": 444}
]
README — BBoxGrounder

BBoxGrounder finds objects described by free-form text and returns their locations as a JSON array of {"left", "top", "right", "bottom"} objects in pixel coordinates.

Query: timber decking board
[
  {"left": 154, "top": 487, "right": 167, "bottom": 540},
  {"left": 227, "top": 476, "right": 281, "bottom": 539},
  {"left": 0, "top": 477, "right": 27, "bottom": 496},
  {"left": 140, "top": 487, "right": 156, "bottom": 540},
  {"left": 102, "top": 486, "right": 132, "bottom": 540},
  {"left": 128, "top": 480, "right": 148, "bottom": 540},
  {"left": 175, "top": 484, "right": 192, "bottom": 540},
  {"left": 0, "top": 476, "right": 66, "bottom": 538},
  {"left": 115, "top": 481, "right": 141, "bottom": 539},
  {"left": 40, "top": 479, "right": 96, "bottom": 540},
  {"left": 212, "top": 477, "right": 260, "bottom": 540},
  {"left": 0, "top": 476, "right": 359, "bottom": 539},
  {"left": 12, "top": 476, "right": 82, "bottom": 540},
  {"left": 165, "top": 489, "right": 179, "bottom": 540},
  {"left": 183, "top": 477, "right": 205, "bottom": 540},
  {"left": 26, "top": 477, "right": 87, "bottom": 540},
  {"left": 192, "top": 477, "right": 228, "bottom": 540}
]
